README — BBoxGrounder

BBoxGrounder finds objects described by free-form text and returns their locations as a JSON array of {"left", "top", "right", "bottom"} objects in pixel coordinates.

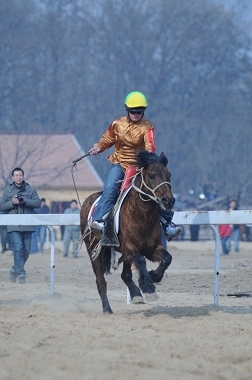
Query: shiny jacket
[
  {"left": 94, "top": 116, "right": 156, "bottom": 171},
  {"left": 0, "top": 181, "right": 41, "bottom": 232}
]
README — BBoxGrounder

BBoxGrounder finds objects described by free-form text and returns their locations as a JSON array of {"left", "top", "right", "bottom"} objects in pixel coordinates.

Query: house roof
[{"left": 0, "top": 134, "right": 103, "bottom": 189}]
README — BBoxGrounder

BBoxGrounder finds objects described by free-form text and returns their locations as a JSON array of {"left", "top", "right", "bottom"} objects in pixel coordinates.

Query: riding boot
[
  {"left": 163, "top": 222, "right": 182, "bottom": 242},
  {"left": 160, "top": 215, "right": 182, "bottom": 242},
  {"left": 90, "top": 220, "right": 105, "bottom": 237}
]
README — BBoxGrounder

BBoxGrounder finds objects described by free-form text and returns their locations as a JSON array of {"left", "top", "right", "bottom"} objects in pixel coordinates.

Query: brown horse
[{"left": 80, "top": 151, "right": 175, "bottom": 314}]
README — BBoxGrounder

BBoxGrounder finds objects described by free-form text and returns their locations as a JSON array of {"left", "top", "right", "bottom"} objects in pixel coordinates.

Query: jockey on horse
[{"left": 88, "top": 91, "right": 182, "bottom": 242}]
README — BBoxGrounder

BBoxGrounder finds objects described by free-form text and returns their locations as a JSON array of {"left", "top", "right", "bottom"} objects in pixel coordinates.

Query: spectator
[
  {"left": 0, "top": 167, "right": 40, "bottom": 283},
  {"left": 189, "top": 207, "right": 200, "bottom": 241},
  {"left": 190, "top": 224, "right": 200, "bottom": 241},
  {"left": 35, "top": 198, "right": 50, "bottom": 253},
  {"left": 229, "top": 199, "right": 240, "bottom": 253},
  {"left": 219, "top": 224, "right": 232, "bottom": 255},
  {"left": 0, "top": 211, "right": 9, "bottom": 253},
  {"left": 30, "top": 230, "right": 39, "bottom": 254},
  {"left": 60, "top": 225, "right": 65, "bottom": 241},
  {"left": 0, "top": 226, "right": 8, "bottom": 253},
  {"left": 63, "top": 200, "right": 80, "bottom": 258}
]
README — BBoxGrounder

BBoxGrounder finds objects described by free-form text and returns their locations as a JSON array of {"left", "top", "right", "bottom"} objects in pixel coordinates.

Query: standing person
[
  {"left": 190, "top": 224, "right": 200, "bottom": 241},
  {"left": 0, "top": 211, "right": 8, "bottom": 253},
  {"left": 0, "top": 167, "right": 40, "bottom": 283},
  {"left": 0, "top": 226, "right": 8, "bottom": 253},
  {"left": 30, "top": 229, "right": 39, "bottom": 254},
  {"left": 189, "top": 206, "right": 200, "bottom": 241},
  {"left": 63, "top": 200, "right": 80, "bottom": 258},
  {"left": 219, "top": 224, "right": 232, "bottom": 255},
  {"left": 229, "top": 199, "right": 240, "bottom": 253},
  {"left": 35, "top": 198, "right": 50, "bottom": 253},
  {"left": 88, "top": 91, "right": 181, "bottom": 242}
]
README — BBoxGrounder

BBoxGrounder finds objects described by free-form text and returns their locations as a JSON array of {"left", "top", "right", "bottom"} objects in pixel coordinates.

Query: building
[{"left": 0, "top": 133, "right": 103, "bottom": 211}]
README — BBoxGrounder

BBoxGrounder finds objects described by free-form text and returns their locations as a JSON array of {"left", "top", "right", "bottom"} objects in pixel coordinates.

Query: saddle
[{"left": 88, "top": 166, "right": 137, "bottom": 247}]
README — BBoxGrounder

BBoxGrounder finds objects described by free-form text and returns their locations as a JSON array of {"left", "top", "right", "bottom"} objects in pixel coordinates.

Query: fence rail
[{"left": 1, "top": 211, "right": 251, "bottom": 306}]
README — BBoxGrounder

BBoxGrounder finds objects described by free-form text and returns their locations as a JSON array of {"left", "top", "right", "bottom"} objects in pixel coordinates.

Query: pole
[
  {"left": 208, "top": 224, "right": 220, "bottom": 306},
  {"left": 47, "top": 226, "right": 55, "bottom": 296}
]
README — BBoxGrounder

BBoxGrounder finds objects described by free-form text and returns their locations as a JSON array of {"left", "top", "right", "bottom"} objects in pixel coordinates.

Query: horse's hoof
[
  {"left": 144, "top": 292, "right": 159, "bottom": 302},
  {"left": 132, "top": 296, "right": 145, "bottom": 304},
  {"left": 103, "top": 308, "right": 113, "bottom": 314}
]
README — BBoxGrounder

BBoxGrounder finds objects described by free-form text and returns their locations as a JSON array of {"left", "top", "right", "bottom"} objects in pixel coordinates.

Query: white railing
[
  {"left": 0, "top": 214, "right": 79, "bottom": 296},
  {"left": 172, "top": 210, "right": 252, "bottom": 305},
  {"left": 1, "top": 210, "right": 251, "bottom": 305}
]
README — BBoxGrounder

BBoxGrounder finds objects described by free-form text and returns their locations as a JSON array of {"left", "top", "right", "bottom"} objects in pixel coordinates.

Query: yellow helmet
[{"left": 124, "top": 91, "right": 148, "bottom": 112}]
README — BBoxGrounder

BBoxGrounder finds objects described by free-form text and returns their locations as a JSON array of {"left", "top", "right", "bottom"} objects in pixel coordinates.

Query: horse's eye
[{"left": 148, "top": 172, "right": 155, "bottom": 179}]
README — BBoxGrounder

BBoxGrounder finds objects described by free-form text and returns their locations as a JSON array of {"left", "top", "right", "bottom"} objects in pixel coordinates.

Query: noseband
[{"left": 131, "top": 167, "right": 172, "bottom": 203}]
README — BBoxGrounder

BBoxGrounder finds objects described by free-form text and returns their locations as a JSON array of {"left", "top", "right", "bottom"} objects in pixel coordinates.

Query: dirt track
[{"left": 1, "top": 240, "right": 252, "bottom": 380}]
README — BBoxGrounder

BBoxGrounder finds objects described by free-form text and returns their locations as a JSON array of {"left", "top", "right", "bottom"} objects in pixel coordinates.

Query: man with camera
[{"left": 0, "top": 167, "right": 40, "bottom": 284}]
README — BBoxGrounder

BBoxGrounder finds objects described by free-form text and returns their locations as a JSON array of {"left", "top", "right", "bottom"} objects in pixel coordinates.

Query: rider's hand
[{"left": 88, "top": 146, "right": 101, "bottom": 155}]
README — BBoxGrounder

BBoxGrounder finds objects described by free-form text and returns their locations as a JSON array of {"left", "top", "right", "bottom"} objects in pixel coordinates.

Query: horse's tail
[{"left": 103, "top": 247, "right": 112, "bottom": 275}]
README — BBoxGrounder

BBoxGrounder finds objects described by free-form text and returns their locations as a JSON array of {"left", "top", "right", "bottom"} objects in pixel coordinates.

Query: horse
[{"left": 80, "top": 151, "right": 175, "bottom": 314}]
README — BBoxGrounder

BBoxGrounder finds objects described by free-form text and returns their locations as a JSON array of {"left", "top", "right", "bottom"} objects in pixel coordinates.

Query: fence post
[
  {"left": 208, "top": 225, "right": 220, "bottom": 306},
  {"left": 47, "top": 226, "right": 55, "bottom": 296}
]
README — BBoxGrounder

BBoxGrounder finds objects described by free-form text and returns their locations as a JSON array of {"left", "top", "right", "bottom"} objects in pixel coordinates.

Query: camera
[{"left": 16, "top": 193, "right": 24, "bottom": 202}]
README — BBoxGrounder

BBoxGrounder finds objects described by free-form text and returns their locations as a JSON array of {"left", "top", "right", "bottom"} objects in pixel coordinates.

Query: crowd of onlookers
[{"left": 171, "top": 188, "right": 247, "bottom": 254}]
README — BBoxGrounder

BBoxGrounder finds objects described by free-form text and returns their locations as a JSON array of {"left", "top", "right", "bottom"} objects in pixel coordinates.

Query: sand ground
[{"left": 0, "top": 238, "right": 252, "bottom": 380}]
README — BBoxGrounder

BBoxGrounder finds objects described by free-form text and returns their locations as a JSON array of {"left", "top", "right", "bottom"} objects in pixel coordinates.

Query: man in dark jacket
[{"left": 0, "top": 167, "right": 40, "bottom": 283}]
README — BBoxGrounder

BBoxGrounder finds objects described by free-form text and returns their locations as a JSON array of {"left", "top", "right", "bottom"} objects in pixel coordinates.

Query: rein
[
  {"left": 131, "top": 168, "right": 172, "bottom": 203},
  {"left": 71, "top": 153, "right": 90, "bottom": 207}
]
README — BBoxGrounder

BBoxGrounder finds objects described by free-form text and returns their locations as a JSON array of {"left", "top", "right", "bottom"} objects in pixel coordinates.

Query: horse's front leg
[
  {"left": 90, "top": 251, "right": 113, "bottom": 314},
  {"left": 149, "top": 247, "right": 172, "bottom": 283},
  {"left": 121, "top": 262, "right": 144, "bottom": 304},
  {"left": 134, "top": 252, "right": 158, "bottom": 302}
]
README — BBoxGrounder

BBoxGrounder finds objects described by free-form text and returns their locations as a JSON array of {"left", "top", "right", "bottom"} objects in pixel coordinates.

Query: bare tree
[
  {"left": 1, "top": 0, "right": 252, "bottom": 205},
  {"left": 0, "top": 134, "right": 79, "bottom": 188}
]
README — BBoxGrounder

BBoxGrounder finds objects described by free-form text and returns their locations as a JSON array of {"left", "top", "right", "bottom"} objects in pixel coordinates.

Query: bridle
[{"left": 131, "top": 167, "right": 172, "bottom": 203}]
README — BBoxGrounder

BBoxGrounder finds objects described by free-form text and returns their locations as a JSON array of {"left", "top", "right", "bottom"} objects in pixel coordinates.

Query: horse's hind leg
[
  {"left": 121, "top": 262, "right": 144, "bottom": 304},
  {"left": 149, "top": 249, "right": 172, "bottom": 283},
  {"left": 134, "top": 252, "right": 158, "bottom": 302}
]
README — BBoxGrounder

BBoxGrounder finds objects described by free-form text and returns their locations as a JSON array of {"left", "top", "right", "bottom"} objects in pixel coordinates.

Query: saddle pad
[
  {"left": 87, "top": 195, "right": 101, "bottom": 226},
  {"left": 114, "top": 186, "right": 132, "bottom": 233},
  {"left": 87, "top": 186, "right": 132, "bottom": 233}
]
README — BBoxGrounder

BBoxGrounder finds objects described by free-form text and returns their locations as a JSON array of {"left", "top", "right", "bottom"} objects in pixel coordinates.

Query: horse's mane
[{"left": 136, "top": 150, "right": 168, "bottom": 169}]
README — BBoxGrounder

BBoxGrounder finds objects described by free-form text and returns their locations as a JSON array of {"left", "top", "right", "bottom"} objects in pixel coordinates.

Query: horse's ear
[{"left": 160, "top": 152, "right": 168, "bottom": 166}]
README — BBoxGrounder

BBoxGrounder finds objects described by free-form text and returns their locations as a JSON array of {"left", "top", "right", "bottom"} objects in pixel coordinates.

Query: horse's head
[{"left": 136, "top": 150, "right": 175, "bottom": 211}]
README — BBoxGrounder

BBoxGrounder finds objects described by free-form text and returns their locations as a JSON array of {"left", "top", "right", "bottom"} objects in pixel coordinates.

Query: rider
[{"left": 88, "top": 91, "right": 181, "bottom": 241}]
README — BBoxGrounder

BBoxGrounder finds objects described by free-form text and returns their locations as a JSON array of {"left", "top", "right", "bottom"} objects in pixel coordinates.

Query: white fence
[
  {"left": 1, "top": 210, "right": 251, "bottom": 305},
  {"left": 0, "top": 214, "right": 79, "bottom": 296}
]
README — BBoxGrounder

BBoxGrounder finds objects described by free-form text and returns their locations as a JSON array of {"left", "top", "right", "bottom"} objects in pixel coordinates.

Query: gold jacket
[{"left": 94, "top": 116, "right": 156, "bottom": 171}]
